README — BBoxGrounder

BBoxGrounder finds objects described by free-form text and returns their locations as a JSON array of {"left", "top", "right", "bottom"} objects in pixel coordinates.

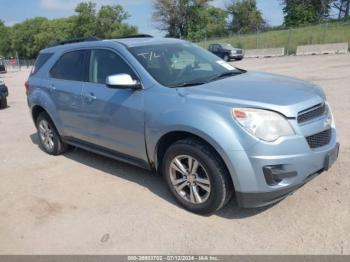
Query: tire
[
  {"left": 36, "top": 112, "right": 69, "bottom": 155},
  {"left": 0, "top": 97, "right": 7, "bottom": 109},
  {"left": 162, "top": 138, "right": 233, "bottom": 215},
  {"left": 223, "top": 54, "right": 229, "bottom": 62}
]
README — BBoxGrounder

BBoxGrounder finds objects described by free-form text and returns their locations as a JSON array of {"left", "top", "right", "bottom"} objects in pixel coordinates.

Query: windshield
[
  {"left": 129, "top": 42, "right": 242, "bottom": 87},
  {"left": 222, "top": 44, "right": 234, "bottom": 50}
]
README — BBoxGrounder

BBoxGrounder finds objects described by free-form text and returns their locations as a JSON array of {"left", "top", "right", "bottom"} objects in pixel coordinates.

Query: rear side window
[
  {"left": 50, "top": 50, "right": 88, "bottom": 81},
  {"left": 31, "top": 53, "right": 53, "bottom": 76}
]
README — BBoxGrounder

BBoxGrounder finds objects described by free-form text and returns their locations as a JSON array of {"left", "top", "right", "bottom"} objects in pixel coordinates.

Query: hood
[
  {"left": 228, "top": 47, "right": 241, "bottom": 51},
  {"left": 181, "top": 71, "right": 325, "bottom": 117}
]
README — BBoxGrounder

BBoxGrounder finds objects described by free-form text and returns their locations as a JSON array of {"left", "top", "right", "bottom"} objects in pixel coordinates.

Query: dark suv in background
[
  {"left": 208, "top": 43, "right": 244, "bottom": 61},
  {"left": 0, "top": 58, "right": 7, "bottom": 74},
  {"left": 0, "top": 79, "right": 8, "bottom": 108}
]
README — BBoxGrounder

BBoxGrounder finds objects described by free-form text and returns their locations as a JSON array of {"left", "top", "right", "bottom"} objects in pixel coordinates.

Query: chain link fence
[
  {"left": 197, "top": 22, "right": 350, "bottom": 54},
  {"left": 1, "top": 59, "right": 35, "bottom": 72}
]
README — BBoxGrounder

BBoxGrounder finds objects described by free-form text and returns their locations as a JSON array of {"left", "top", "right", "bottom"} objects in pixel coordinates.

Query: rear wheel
[
  {"left": 0, "top": 97, "right": 7, "bottom": 109},
  {"left": 36, "top": 112, "right": 69, "bottom": 155},
  {"left": 162, "top": 138, "right": 233, "bottom": 215}
]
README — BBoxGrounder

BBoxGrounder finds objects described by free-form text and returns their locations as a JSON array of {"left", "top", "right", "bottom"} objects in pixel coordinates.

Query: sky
[{"left": 0, "top": 0, "right": 284, "bottom": 36}]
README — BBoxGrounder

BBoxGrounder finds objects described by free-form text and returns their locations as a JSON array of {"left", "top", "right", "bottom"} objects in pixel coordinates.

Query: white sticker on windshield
[{"left": 216, "top": 60, "right": 235, "bottom": 71}]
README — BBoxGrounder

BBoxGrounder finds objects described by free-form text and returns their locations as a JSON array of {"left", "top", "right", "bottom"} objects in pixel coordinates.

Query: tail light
[{"left": 25, "top": 80, "right": 29, "bottom": 96}]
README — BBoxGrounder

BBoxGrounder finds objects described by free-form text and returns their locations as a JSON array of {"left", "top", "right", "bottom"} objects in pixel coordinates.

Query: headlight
[
  {"left": 325, "top": 102, "right": 335, "bottom": 128},
  {"left": 232, "top": 108, "right": 295, "bottom": 142},
  {"left": 231, "top": 50, "right": 237, "bottom": 54}
]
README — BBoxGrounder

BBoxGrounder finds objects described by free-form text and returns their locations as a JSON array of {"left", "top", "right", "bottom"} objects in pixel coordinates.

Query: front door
[{"left": 80, "top": 49, "right": 147, "bottom": 163}]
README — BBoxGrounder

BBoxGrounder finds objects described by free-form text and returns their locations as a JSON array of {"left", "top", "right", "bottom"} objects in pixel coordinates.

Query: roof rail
[
  {"left": 48, "top": 36, "right": 99, "bottom": 47},
  {"left": 116, "top": 34, "right": 154, "bottom": 39}
]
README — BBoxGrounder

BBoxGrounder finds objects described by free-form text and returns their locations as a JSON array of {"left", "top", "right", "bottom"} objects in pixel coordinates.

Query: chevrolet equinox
[{"left": 27, "top": 36, "right": 339, "bottom": 215}]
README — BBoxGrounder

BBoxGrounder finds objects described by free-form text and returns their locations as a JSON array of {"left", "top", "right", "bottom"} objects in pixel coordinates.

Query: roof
[
  {"left": 41, "top": 36, "right": 186, "bottom": 53},
  {"left": 109, "top": 37, "right": 185, "bottom": 48}
]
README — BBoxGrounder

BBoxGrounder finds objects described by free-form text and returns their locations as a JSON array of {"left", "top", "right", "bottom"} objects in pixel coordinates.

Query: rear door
[
  {"left": 49, "top": 50, "right": 89, "bottom": 139},
  {"left": 212, "top": 44, "right": 220, "bottom": 57},
  {"left": 80, "top": 48, "right": 147, "bottom": 163}
]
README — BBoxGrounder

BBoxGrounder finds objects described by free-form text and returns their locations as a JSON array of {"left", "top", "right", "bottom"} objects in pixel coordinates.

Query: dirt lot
[{"left": 0, "top": 54, "right": 349, "bottom": 255}]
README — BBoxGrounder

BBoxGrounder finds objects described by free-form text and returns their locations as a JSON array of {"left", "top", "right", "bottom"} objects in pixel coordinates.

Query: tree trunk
[{"left": 345, "top": 0, "right": 350, "bottom": 17}]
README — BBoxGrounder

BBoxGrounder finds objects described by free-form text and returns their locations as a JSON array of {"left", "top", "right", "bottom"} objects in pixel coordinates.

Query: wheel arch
[
  {"left": 153, "top": 129, "right": 236, "bottom": 190},
  {"left": 31, "top": 105, "right": 47, "bottom": 125},
  {"left": 30, "top": 104, "right": 64, "bottom": 136}
]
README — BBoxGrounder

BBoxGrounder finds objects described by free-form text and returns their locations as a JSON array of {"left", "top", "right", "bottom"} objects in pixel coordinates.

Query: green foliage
[
  {"left": 226, "top": 0, "right": 266, "bottom": 33},
  {"left": 187, "top": 6, "right": 228, "bottom": 41},
  {"left": 72, "top": 2, "right": 98, "bottom": 37},
  {"left": 282, "top": 0, "right": 332, "bottom": 27},
  {"left": 11, "top": 17, "right": 49, "bottom": 58},
  {"left": 153, "top": 0, "right": 224, "bottom": 40},
  {"left": 0, "top": 1, "right": 137, "bottom": 59},
  {"left": 0, "top": 21, "right": 11, "bottom": 57},
  {"left": 153, "top": 0, "right": 265, "bottom": 39}
]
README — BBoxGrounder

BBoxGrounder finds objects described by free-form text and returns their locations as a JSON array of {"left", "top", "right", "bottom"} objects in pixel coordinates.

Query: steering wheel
[{"left": 176, "top": 64, "right": 193, "bottom": 80}]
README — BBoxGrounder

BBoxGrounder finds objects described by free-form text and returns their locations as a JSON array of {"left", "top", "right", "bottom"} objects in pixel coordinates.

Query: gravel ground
[{"left": 0, "top": 54, "right": 349, "bottom": 255}]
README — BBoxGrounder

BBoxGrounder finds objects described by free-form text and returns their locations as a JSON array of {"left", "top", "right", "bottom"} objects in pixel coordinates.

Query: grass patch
[{"left": 197, "top": 22, "right": 350, "bottom": 54}]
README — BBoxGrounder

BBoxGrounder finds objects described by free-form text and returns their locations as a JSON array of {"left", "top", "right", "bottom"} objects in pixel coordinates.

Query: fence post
[
  {"left": 287, "top": 28, "right": 292, "bottom": 55},
  {"left": 256, "top": 28, "right": 259, "bottom": 49},
  {"left": 15, "top": 51, "right": 21, "bottom": 71},
  {"left": 323, "top": 23, "right": 328, "bottom": 44}
]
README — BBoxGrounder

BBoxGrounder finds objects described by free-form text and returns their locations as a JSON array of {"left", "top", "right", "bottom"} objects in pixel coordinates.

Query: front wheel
[{"left": 162, "top": 138, "right": 233, "bottom": 215}]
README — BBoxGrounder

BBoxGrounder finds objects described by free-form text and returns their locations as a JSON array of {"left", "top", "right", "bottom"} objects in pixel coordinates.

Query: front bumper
[
  {"left": 229, "top": 54, "right": 244, "bottom": 60},
  {"left": 237, "top": 144, "right": 339, "bottom": 208},
  {"left": 227, "top": 120, "right": 339, "bottom": 208}
]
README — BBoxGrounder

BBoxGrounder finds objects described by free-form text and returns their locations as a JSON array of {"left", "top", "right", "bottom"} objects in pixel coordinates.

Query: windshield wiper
[
  {"left": 169, "top": 69, "right": 246, "bottom": 88},
  {"left": 170, "top": 80, "right": 207, "bottom": 88},
  {"left": 207, "top": 70, "right": 244, "bottom": 83}
]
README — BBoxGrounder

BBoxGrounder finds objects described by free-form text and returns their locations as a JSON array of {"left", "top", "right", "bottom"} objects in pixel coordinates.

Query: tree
[
  {"left": 34, "top": 18, "right": 74, "bottom": 51},
  {"left": 226, "top": 0, "right": 266, "bottom": 34},
  {"left": 0, "top": 1, "right": 138, "bottom": 59},
  {"left": 332, "top": 0, "right": 350, "bottom": 19},
  {"left": 281, "top": 0, "right": 332, "bottom": 27},
  {"left": 96, "top": 5, "right": 136, "bottom": 38},
  {"left": 10, "top": 17, "right": 48, "bottom": 58},
  {"left": 187, "top": 6, "right": 228, "bottom": 41},
  {"left": 71, "top": 1, "right": 137, "bottom": 38},
  {"left": 152, "top": 0, "right": 211, "bottom": 39},
  {"left": 0, "top": 21, "right": 11, "bottom": 57},
  {"left": 71, "top": 2, "right": 98, "bottom": 37}
]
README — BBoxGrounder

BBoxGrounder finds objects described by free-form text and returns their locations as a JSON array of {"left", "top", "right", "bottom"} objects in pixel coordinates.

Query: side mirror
[{"left": 106, "top": 74, "right": 142, "bottom": 90}]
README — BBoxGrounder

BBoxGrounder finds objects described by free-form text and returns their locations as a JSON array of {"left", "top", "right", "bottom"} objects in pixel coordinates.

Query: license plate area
[{"left": 324, "top": 143, "right": 340, "bottom": 171}]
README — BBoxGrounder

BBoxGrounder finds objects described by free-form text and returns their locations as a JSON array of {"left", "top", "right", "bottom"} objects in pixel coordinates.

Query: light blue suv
[{"left": 27, "top": 36, "right": 339, "bottom": 214}]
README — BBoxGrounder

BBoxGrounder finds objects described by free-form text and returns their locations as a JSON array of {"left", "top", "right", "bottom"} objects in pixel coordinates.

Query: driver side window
[{"left": 89, "top": 49, "right": 136, "bottom": 84}]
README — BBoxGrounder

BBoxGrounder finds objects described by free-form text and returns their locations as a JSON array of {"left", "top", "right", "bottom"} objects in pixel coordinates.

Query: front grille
[
  {"left": 306, "top": 129, "right": 332, "bottom": 149},
  {"left": 236, "top": 50, "right": 243, "bottom": 54},
  {"left": 298, "top": 103, "right": 326, "bottom": 124}
]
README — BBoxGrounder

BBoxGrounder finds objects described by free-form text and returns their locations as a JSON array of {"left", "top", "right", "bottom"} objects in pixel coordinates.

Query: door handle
[
  {"left": 49, "top": 84, "right": 56, "bottom": 92},
  {"left": 84, "top": 92, "right": 97, "bottom": 102}
]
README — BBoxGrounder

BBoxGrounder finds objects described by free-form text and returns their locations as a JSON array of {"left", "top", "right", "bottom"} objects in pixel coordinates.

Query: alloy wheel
[
  {"left": 169, "top": 155, "right": 211, "bottom": 204},
  {"left": 38, "top": 119, "right": 55, "bottom": 151}
]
